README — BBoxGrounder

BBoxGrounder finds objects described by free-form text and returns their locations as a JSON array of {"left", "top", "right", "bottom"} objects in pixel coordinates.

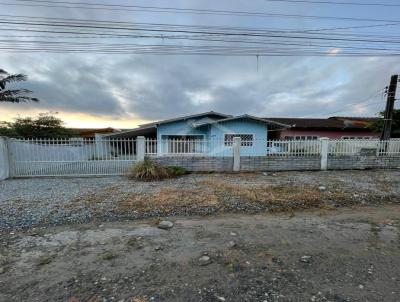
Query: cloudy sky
[{"left": 1, "top": 0, "right": 399, "bottom": 128}]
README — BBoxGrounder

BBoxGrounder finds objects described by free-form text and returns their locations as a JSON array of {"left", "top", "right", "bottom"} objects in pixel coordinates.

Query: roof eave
[{"left": 193, "top": 115, "right": 291, "bottom": 128}]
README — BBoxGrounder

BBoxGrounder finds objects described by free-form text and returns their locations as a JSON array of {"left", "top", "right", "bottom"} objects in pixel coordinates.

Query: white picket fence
[
  {"left": 329, "top": 139, "right": 400, "bottom": 156},
  {"left": 266, "top": 140, "right": 321, "bottom": 156},
  {"left": 8, "top": 138, "right": 137, "bottom": 177},
  {"left": 144, "top": 139, "right": 322, "bottom": 157},
  {"left": 3, "top": 137, "right": 400, "bottom": 177}
]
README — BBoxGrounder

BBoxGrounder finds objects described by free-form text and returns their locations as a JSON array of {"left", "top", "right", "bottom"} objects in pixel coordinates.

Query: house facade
[{"left": 107, "top": 112, "right": 289, "bottom": 156}]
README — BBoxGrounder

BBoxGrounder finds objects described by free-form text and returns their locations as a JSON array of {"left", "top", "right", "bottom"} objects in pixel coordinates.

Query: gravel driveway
[{"left": 1, "top": 170, "right": 400, "bottom": 231}]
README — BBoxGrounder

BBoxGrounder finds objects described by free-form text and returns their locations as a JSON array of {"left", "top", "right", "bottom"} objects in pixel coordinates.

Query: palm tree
[{"left": 0, "top": 69, "right": 39, "bottom": 103}]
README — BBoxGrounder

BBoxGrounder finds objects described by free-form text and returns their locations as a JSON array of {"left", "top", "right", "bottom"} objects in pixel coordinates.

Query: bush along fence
[{"left": 0, "top": 136, "right": 400, "bottom": 179}]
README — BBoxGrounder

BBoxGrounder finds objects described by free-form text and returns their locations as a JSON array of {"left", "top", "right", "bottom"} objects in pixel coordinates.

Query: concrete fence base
[
  {"left": 152, "top": 155, "right": 321, "bottom": 172},
  {"left": 328, "top": 155, "right": 400, "bottom": 170},
  {"left": 240, "top": 156, "right": 321, "bottom": 172},
  {"left": 152, "top": 156, "right": 234, "bottom": 172},
  {"left": 150, "top": 155, "right": 400, "bottom": 173}
]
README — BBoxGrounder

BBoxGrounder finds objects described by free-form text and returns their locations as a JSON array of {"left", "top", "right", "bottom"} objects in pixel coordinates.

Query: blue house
[{"left": 108, "top": 112, "right": 289, "bottom": 156}]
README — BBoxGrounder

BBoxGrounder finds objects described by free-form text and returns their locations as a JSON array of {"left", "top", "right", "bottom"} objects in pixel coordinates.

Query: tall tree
[
  {"left": 0, "top": 113, "right": 78, "bottom": 138},
  {"left": 369, "top": 109, "right": 400, "bottom": 138},
  {"left": 0, "top": 68, "right": 40, "bottom": 103}
]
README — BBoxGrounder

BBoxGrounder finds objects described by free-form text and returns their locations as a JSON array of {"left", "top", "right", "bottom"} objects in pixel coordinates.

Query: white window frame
[{"left": 224, "top": 133, "right": 255, "bottom": 147}]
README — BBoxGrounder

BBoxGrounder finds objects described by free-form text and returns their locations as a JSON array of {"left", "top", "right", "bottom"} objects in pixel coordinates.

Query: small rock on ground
[
  {"left": 228, "top": 240, "right": 237, "bottom": 248},
  {"left": 158, "top": 220, "right": 174, "bottom": 230},
  {"left": 198, "top": 255, "right": 212, "bottom": 266},
  {"left": 300, "top": 255, "right": 312, "bottom": 263}
]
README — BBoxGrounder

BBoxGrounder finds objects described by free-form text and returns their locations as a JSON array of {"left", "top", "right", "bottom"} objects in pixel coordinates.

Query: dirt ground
[
  {"left": 1, "top": 170, "right": 400, "bottom": 230},
  {"left": 1, "top": 205, "right": 400, "bottom": 302}
]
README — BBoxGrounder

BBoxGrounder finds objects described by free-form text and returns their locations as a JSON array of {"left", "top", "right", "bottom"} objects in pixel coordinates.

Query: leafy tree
[
  {"left": 369, "top": 109, "right": 400, "bottom": 138},
  {"left": 0, "top": 121, "right": 18, "bottom": 137},
  {"left": 0, "top": 68, "right": 40, "bottom": 103},
  {"left": 0, "top": 113, "right": 78, "bottom": 138}
]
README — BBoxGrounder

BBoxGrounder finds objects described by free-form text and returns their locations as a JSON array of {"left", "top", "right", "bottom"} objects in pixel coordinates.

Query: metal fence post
[
  {"left": 0, "top": 137, "right": 10, "bottom": 180},
  {"left": 136, "top": 136, "right": 145, "bottom": 161},
  {"left": 320, "top": 137, "right": 329, "bottom": 171},
  {"left": 233, "top": 137, "right": 241, "bottom": 172}
]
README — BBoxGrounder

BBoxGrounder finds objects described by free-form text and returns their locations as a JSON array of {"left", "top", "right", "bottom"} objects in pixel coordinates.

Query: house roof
[
  {"left": 138, "top": 111, "right": 232, "bottom": 128},
  {"left": 329, "top": 116, "right": 379, "bottom": 122},
  {"left": 193, "top": 114, "right": 291, "bottom": 128},
  {"left": 69, "top": 127, "right": 123, "bottom": 138},
  {"left": 103, "top": 124, "right": 157, "bottom": 138},
  {"left": 104, "top": 111, "right": 231, "bottom": 138},
  {"left": 264, "top": 117, "right": 380, "bottom": 130}
]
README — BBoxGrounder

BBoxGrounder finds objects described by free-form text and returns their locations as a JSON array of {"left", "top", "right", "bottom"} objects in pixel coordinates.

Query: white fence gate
[{"left": 8, "top": 138, "right": 137, "bottom": 177}]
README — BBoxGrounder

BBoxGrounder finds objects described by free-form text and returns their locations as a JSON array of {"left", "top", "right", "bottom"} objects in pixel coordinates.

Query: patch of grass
[
  {"left": 128, "top": 160, "right": 170, "bottom": 181},
  {"left": 98, "top": 251, "right": 117, "bottom": 261},
  {"left": 167, "top": 166, "right": 189, "bottom": 177}
]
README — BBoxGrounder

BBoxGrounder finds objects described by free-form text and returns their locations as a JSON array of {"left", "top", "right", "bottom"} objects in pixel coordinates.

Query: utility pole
[{"left": 380, "top": 74, "right": 399, "bottom": 141}]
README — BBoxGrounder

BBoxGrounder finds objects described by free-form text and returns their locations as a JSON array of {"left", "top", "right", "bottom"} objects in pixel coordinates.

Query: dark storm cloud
[
  {"left": 1, "top": 0, "right": 400, "bottom": 123},
  {"left": 3, "top": 55, "right": 125, "bottom": 117},
  {"left": 0, "top": 0, "right": 400, "bottom": 120},
  {"left": 3, "top": 53, "right": 399, "bottom": 122}
]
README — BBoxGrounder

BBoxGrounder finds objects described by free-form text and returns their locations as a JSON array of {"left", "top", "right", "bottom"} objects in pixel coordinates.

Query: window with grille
[
  {"left": 284, "top": 136, "right": 318, "bottom": 140},
  {"left": 163, "top": 135, "right": 204, "bottom": 154},
  {"left": 224, "top": 134, "right": 254, "bottom": 146},
  {"left": 342, "top": 136, "right": 372, "bottom": 140}
]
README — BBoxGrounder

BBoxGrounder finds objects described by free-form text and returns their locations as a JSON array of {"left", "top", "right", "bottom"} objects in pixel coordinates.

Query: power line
[
  {"left": 2, "top": 18, "right": 400, "bottom": 45},
  {"left": 2, "top": 13, "right": 400, "bottom": 38},
  {"left": 4, "top": 33, "right": 400, "bottom": 52},
  {"left": 4, "top": 35, "right": 400, "bottom": 53},
  {"left": 1, "top": 0, "right": 400, "bottom": 23},
  {"left": 1, "top": 40, "right": 400, "bottom": 56},
  {"left": 264, "top": 0, "right": 400, "bottom": 7},
  {"left": 1, "top": 14, "right": 400, "bottom": 56}
]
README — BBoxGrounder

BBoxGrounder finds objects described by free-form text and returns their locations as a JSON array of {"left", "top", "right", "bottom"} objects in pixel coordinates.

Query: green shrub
[
  {"left": 167, "top": 166, "right": 189, "bottom": 177},
  {"left": 128, "top": 160, "right": 170, "bottom": 181}
]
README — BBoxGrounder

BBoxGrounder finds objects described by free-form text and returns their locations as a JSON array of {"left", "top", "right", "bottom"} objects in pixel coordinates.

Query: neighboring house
[
  {"left": 71, "top": 127, "right": 123, "bottom": 139},
  {"left": 106, "top": 111, "right": 289, "bottom": 156},
  {"left": 266, "top": 117, "right": 380, "bottom": 140}
]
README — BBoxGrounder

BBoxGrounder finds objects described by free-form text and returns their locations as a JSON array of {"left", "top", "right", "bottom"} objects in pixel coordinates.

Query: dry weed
[
  {"left": 118, "top": 187, "right": 218, "bottom": 211},
  {"left": 199, "top": 178, "right": 348, "bottom": 211}
]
